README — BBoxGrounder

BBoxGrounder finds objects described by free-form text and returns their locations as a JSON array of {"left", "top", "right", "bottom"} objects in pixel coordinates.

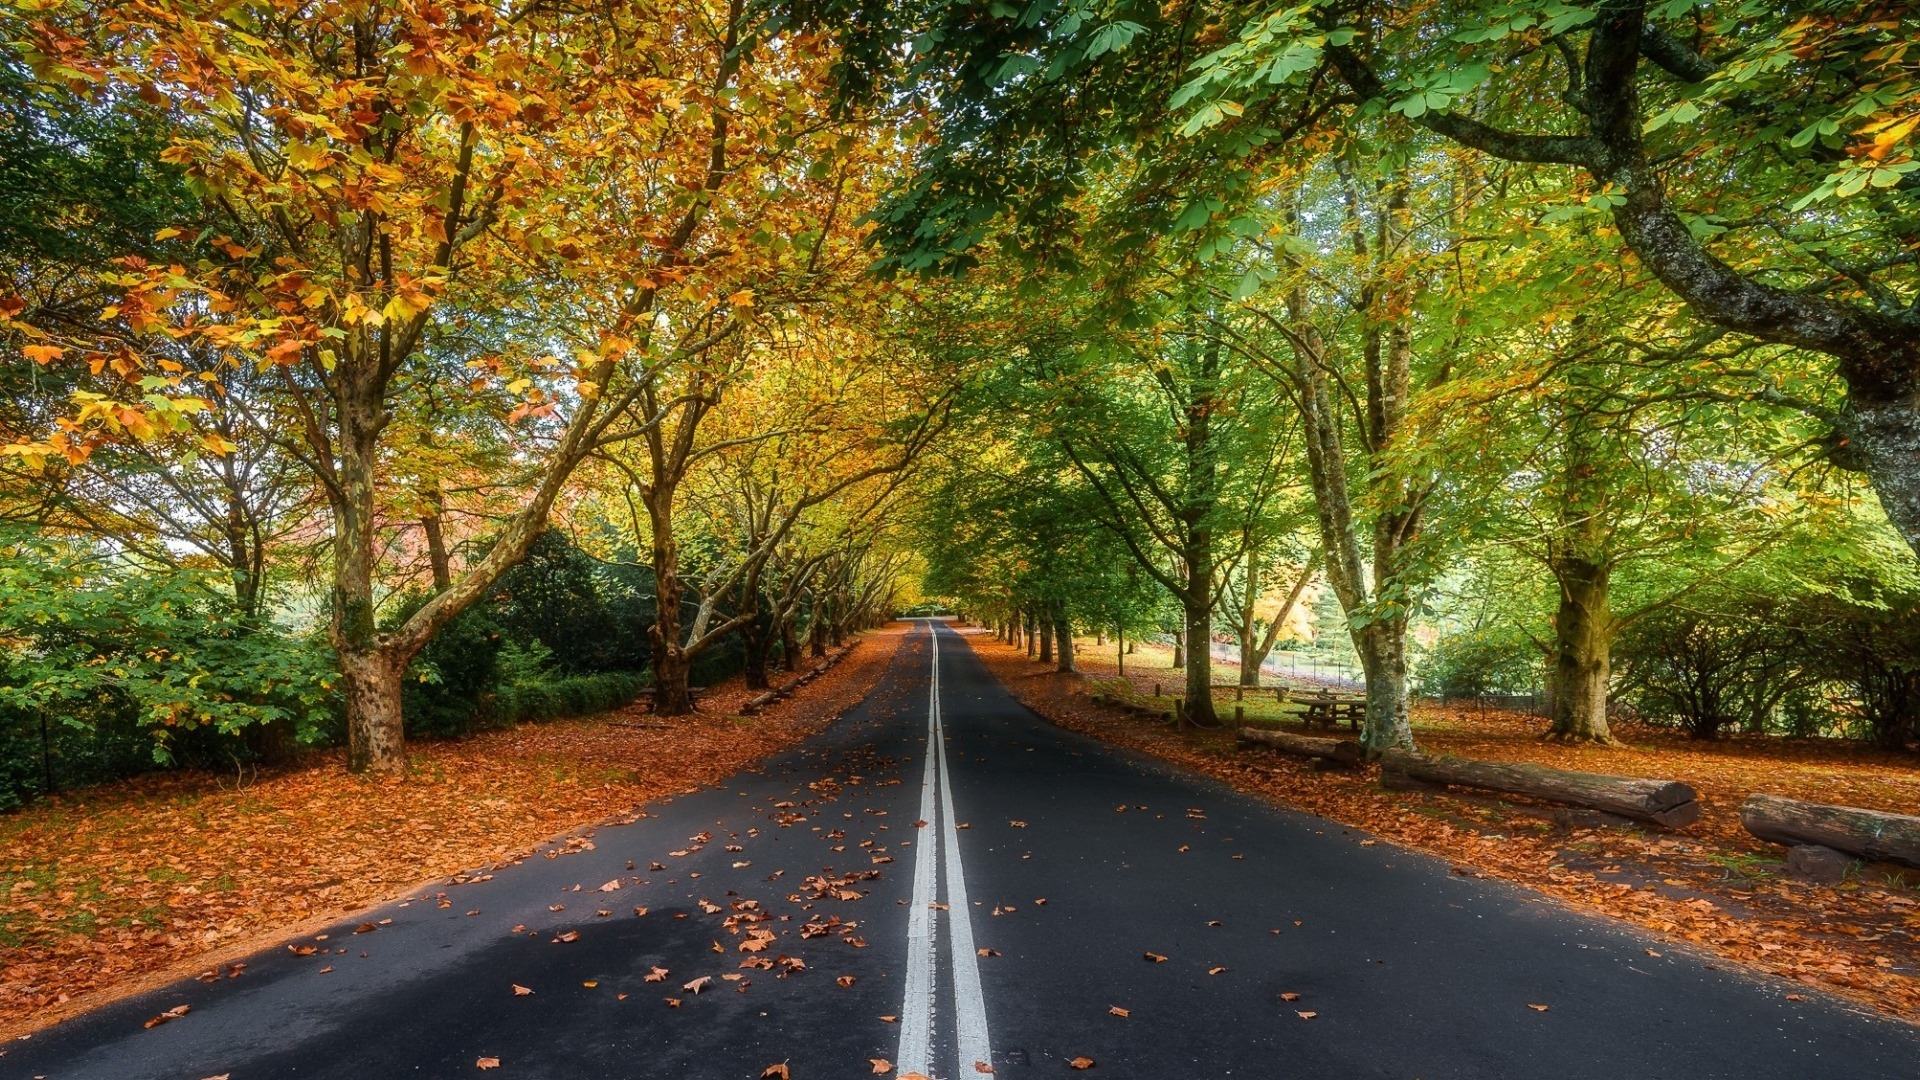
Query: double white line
[{"left": 898, "top": 623, "right": 993, "bottom": 1079}]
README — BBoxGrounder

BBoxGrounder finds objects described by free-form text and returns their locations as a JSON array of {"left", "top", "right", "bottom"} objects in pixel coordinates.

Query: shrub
[
  {"left": 490, "top": 532, "right": 647, "bottom": 674},
  {"left": 1417, "top": 625, "right": 1543, "bottom": 699},
  {"left": 494, "top": 671, "right": 644, "bottom": 725},
  {"left": 388, "top": 594, "right": 505, "bottom": 739},
  {"left": 0, "top": 529, "right": 340, "bottom": 806}
]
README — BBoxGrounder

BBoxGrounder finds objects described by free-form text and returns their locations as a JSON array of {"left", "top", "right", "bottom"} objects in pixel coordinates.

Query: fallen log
[
  {"left": 1237, "top": 727, "right": 1361, "bottom": 768},
  {"left": 740, "top": 690, "right": 781, "bottom": 716},
  {"left": 1379, "top": 750, "right": 1700, "bottom": 828},
  {"left": 1740, "top": 794, "right": 1920, "bottom": 869}
]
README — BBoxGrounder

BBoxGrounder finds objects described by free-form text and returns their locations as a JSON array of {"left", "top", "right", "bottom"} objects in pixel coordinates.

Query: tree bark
[
  {"left": 651, "top": 644, "right": 694, "bottom": 715},
  {"left": 421, "top": 481, "right": 451, "bottom": 593},
  {"left": 1054, "top": 604, "right": 1075, "bottom": 673},
  {"left": 340, "top": 646, "right": 406, "bottom": 775},
  {"left": 1549, "top": 554, "right": 1619, "bottom": 744},
  {"left": 646, "top": 493, "right": 697, "bottom": 715},
  {"left": 1741, "top": 794, "right": 1920, "bottom": 869},
  {"left": 1381, "top": 750, "right": 1700, "bottom": 828},
  {"left": 741, "top": 615, "right": 770, "bottom": 691},
  {"left": 1356, "top": 619, "right": 1414, "bottom": 752},
  {"left": 779, "top": 616, "right": 802, "bottom": 672},
  {"left": 333, "top": 380, "right": 412, "bottom": 775},
  {"left": 1038, "top": 611, "right": 1055, "bottom": 663}
]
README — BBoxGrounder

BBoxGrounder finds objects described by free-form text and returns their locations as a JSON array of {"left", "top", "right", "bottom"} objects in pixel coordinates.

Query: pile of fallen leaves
[
  {"left": 974, "top": 630, "right": 1920, "bottom": 1021},
  {"left": 0, "top": 626, "right": 907, "bottom": 1039}
]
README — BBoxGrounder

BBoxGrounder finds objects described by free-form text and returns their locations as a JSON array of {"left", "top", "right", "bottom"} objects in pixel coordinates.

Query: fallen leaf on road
[
  {"left": 761, "top": 1065, "right": 790, "bottom": 1079},
  {"left": 1280, "top": 992, "right": 1300, "bottom": 1002},
  {"left": 476, "top": 1057, "right": 500, "bottom": 1071},
  {"left": 1143, "top": 952, "right": 1167, "bottom": 963},
  {"left": 683, "top": 976, "right": 712, "bottom": 994},
  {"left": 973, "top": 1062, "right": 994, "bottom": 1073},
  {"left": 633, "top": 906, "right": 649, "bottom": 917},
  {"left": 1009, "top": 820, "right": 1027, "bottom": 828},
  {"left": 599, "top": 880, "right": 621, "bottom": 892},
  {"left": 1069, "top": 1057, "right": 1095, "bottom": 1070},
  {"left": 1527, "top": 1003, "right": 1550, "bottom": 1012},
  {"left": 837, "top": 975, "right": 857, "bottom": 987},
  {"left": 879, "top": 1014, "right": 899, "bottom": 1023},
  {"left": 977, "top": 947, "right": 1001, "bottom": 957},
  {"left": 511, "top": 984, "right": 534, "bottom": 996},
  {"left": 1207, "top": 966, "right": 1227, "bottom": 976},
  {"left": 143, "top": 1004, "right": 191, "bottom": 1029},
  {"left": 644, "top": 966, "right": 669, "bottom": 982},
  {"left": 1108, "top": 1006, "right": 1129, "bottom": 1018},
  {"left": 1296, "top": 1010, "right": 1318, "bottom": 1020},
  {"left": 552, "top": 931, "right": 579, "bottom": 944},
  {"left": 871, "top": 1059, "right": 893, "bottom": 1074}
]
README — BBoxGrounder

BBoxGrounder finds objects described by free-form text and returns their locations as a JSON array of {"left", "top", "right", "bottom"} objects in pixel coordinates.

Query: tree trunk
[
  {"left": 1380, "top": 750, "right": 1700, "bottom": 828},
  {"left": 1356, "top": 620, "right": 1414, "bottom": 754},
  {"left": 1170, "top": 633, "right": 1184, "bottom": 668},
  {"left": 651, "top": 644, "right": 694, "bottom": 715},
  {"left": 1237, "top": 547, "right": 1263, "bottom": 687},
  {"left": 1548, "top": 555, "right": 1619, "bottom": 744},
  {"left": 741, "top": 616, "right": 770, "bottom": 691},
  {"left": 1116, "top": 628, "right": 1125, "bottom": 676},
  {"left": 780, "top": 617, "right": 802, "bottom": 672},
  {"left": 1847, "top": 394, "right": 1920, "bottom": 560},
  {"left": 333, "top": 383, "right": 409, "bottom": 775},
  {"left": 420, "top": 480, "right": 451, "bottom": 593},
  {"left": 1054, "top": 604, "right": 1075, "bottom": 673},
  {"left": 1038, "top": 612, "right": 1055, "bottom": 663},
  {"left": 1244, "top": 552, "right": 1319, "bottom": 687},
  {"left": 1025, "top": 610, "right": 1037, "bottom": 657},
  {"left": 1182, "top": 592, "right": 1217, "bottom": 727},
  {"left": 341, "top": 646, "right": 407, "bottom": 775},
  {"left": 646, "top": 495, "right": 696, "bottom": 716}
]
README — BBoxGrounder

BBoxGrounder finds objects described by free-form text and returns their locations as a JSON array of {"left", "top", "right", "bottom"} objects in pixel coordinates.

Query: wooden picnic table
[{"left": 1300, "top": 688, "right": 1365, "bottom": 732}]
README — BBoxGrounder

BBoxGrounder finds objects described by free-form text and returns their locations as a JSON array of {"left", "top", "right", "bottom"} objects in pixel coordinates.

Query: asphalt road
[{"left": 9, "top": 620, "right": 1918, "bottom": 1080}]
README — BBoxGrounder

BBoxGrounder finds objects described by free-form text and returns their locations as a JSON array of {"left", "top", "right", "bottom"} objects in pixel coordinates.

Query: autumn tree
[
  {"left": 7, "top": 0, "right": 878, "bottom": 772},
  {"left": 1177, "top": 0, "right": 1920, "bottom": 559}
]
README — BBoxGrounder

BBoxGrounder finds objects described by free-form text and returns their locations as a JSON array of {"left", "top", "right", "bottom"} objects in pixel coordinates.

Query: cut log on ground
[
  {"left": 1237, "top": 728, "right": 1362, "bottom": 768},
  {"left": 1378, "top": 750, "right": 1700, "bottom": 828},
  {"left": 1740, "top": 794, "right": 1920, "bottom": 870}
]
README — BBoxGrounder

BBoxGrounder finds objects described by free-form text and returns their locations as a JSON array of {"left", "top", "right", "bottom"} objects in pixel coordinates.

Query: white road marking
[
  {"left": 896, "top": 624, "right": 941, "bottom": 1076},
  {"left": 933, "top": 625, "right": 994, "bottom": 1074},
  {"left": 895, "top": 621, "right": 995, "bottom": 1078}
]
